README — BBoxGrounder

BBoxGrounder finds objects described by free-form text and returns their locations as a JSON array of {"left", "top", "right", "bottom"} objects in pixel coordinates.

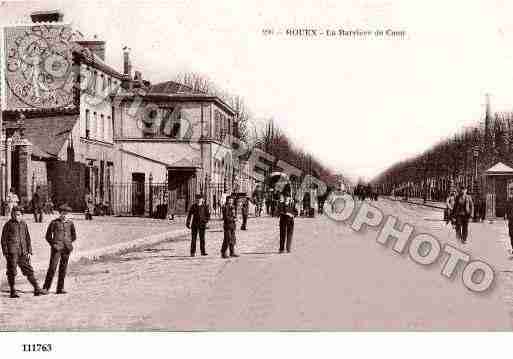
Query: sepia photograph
[{"left": 1, "top": 0, "right": 513, "bottom": 357}]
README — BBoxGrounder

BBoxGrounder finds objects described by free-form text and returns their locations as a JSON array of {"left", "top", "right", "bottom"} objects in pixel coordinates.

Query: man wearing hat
[
  {"left": 43, "top": 204, "right": 77, "bottom": 294},
  {"left": 277, "top": 185, "right": 297, "bottom": 253},
  {"left": 221, "top": 195, "right": 239, "bottom": 258},
  {"left": 452, "top": 186, "right": 474, "bottom": 244},
  {"left": 1, "top": 207, "right": 48, "bottom": 298},
  {"left": 186, "top": 194, "right": 211, "bottom": 257}
]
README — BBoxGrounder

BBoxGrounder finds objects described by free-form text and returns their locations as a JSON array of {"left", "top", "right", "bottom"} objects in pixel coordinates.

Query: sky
[{"left": 3, "top": 0, "right": 513, "bottom": 182}]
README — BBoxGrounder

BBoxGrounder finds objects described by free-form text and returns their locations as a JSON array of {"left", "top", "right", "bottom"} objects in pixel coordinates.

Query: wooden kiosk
[{"left": 483, "top": 162, "right": 513, "bottom": 218}]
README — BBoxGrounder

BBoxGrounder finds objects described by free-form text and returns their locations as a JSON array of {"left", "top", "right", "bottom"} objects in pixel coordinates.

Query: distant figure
[
  {"left": 212, "top": 194, "right": 218, "bottom": 217},
  {"left": 505, "top": 197, "right": 513, "bottom": 256},
  {"left": 32, "top": 190, "right": 44, "bottom": 223},
  {"left": 166, "top": 190, "right": 175, "bottom": 221},
  {"left": 186, "top": 194, "right": 210, "bottom": 257},
  {"left": 1, "top": 207, "right": 48, "bottom": 298},
  {"left": 445, "top": 191, "right": 456, "bottom": 225},
  {"left": 6, "top": 188, "right": 19, "bottom": 218},
  {"left": 452, "top": 186, "right": 474, "bottom": 244},
  {"left": 240, "top": 196, "right": 249, "bottom": 230},
  {"left": 278, "top": 188, "right": 297, "bottom": 253},
  {"left": 43, "top": 204, "right": 77, "bottom": 294},
  {"left": 265, "top": 191, "right": 272, "bottom": 216},
  {"left": 84, "top": 191, "right": 94, "bottom": 220},
  {"left": 221, "top": 196, "right": 239, "bottom": 258}
]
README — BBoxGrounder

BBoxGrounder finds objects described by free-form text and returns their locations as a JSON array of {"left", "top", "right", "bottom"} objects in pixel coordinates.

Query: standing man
[
  {"left": 445, "top": 191, "right": 456, "bottom": 225},
  {"left": 186, "top": 194, "right": 210, "bottom": 257},
  {"left": 240, "top": 196, "right": 249, "bottom": 230},
  {"left": 32, "top": 189, "right": 44, "bottom": 223},
  {"left": 221, "top": 196, "right": 239, "bottom": 258},
  {"left": 1, "top": 207, "right": 48, "bottom": 298},
  {"left": 506, "top": 196, "right": 513, "bottom": 255},
  {"left": 43, "top": 204, "right": 77, "bottom": 294},
  {"left": 6, "top": 188, "right": 19, "bottom": 218},
  {"left": 452, "top": 186, "right": 474, "bottom": 244},
  {"left": 278, "top": 188, "right": 297, "bottom": 253},
  {"left": 265, "top": 191, "right": 272, "bottom": 216}
]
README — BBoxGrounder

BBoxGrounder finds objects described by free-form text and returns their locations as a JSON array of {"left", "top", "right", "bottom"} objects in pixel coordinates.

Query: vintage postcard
[{"left": 0, "top": 0, "right": 512, "bottom": 357}]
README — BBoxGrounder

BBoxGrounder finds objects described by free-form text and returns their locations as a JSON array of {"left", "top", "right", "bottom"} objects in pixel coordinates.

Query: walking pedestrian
[
  {"left": 1, "top": 207, "right": 48, "bottom": 298},
  {"left": 452, "top": 186, "right": 474, "bottom": 244},
  {"left": 505, "top": 197, "right": 513, "bottom": 256},
  {"left": 32, "top": 189, "right": 44, "bottom": 223},
  {"left": 186, "top": 194, "right": 210, "bottom": 257},
  {"left": 445, "top": 191, "right": 456, "bottom": 225},
  {"left": 221, "top": 196, "right": 239, "bottom": 258},
  {"left": 43, "top": 204, "right": 77, "bottom": 294},
  {"left": 240, "top": 196, "right": 249, "bottom": 230},
  {"left": 6, "top": 188, "right": 19, "bottom": 218},
  {"left": 278, "top": 188, "right": 297, "bottom": 253},
  {"left": 84, "top": 191, "right": 94, "bottom": 220}
]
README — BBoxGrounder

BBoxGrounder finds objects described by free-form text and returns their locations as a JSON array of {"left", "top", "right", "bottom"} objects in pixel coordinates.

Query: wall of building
[
  {"left": 117, "top": 100, "right": 206, "bottom": 140},
  {"left": 78, "top": 64, "right": 120, "bottom": 143},
  {"left": 118, "top": 150, "right": 167, "bottom": 183}
]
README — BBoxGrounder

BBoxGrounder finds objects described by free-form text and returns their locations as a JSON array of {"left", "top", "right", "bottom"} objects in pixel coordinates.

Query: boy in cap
[
  {"left": 43, "top": 204, "right": 77, "bottom": 294},
  {"left": 186, "top": 194, "right": 211, "bottom": 256},
  {"left": 1, "top": 207, "right": 48, "bottom": 298}
]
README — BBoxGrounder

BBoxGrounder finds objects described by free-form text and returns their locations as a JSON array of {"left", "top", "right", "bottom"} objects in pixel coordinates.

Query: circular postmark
[{"left": 4, "top": 24, "right": 77, "bottom": 109}]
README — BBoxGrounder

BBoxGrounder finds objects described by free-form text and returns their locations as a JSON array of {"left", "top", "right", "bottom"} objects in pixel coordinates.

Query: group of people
[
  {"left": 445, "top": 186, "right": 475, "bottom": 244},
  {"left": 354, "top": 184, "right": 378, "bottom": 202},
  {"left": 5, "top": 187, "right": 55, "bottom": 221},
  {"left": 1, "top": 204, "right": 77, "bottom": 299},
  {"left": 185, "top": 189, "right": 297, "bottom": 258}
]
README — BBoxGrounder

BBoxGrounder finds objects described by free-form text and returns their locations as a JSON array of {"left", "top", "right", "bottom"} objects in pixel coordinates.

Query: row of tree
[{"left": 372, "top": 103, "right": 513, "bottom": 198}]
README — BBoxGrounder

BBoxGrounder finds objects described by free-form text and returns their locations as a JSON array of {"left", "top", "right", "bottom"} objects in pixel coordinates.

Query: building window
[
  {"left": 92, "top": 112, "right": 97, "bottom": 139},
  {"left": 108, "top": 78, "right": 112, "bottom": 94},
  {"left": 100, "top": 114, "right": 105, "bottom": 140},
  {"left": 92, "top": 71, "right": 98, "bottom": 94},
  {"left": 102, "top": 74, "right": 107, "bottom": 91},
  {"left": 107, "top": 116, "right": 112, "bottom": 142},
  {"left": 85, "top": 109, "right": 90, "bottom": 139}
]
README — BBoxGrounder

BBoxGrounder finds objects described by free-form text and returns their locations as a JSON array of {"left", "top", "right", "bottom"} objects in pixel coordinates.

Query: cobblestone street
[{"left": 2, "top": 200, "right": 513, "bottom": 330}]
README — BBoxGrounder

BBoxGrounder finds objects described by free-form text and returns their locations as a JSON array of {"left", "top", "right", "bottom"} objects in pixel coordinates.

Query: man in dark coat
[
  {"left": 240, "top": 196, "right": 249, "bottom": 230},
  {"left": 32, "top": 190, "right": 44, "bottom": 223},
  {"left": 43, "top": 204, "right": 77, "bottom": 294},
  {"left": 452, "top": 186, "right": 474, "bottom": 244},
  {"left": 278, "top": 189, "right": 297, "bottom": 253},
  {"left": 505, "top": 197, "right": 513, "bottom": 255},
  {"left": 1, "top": 207, "right": 48, "bottom": 298},
  {"left": 221, "top": 196, "right": 239, "bottom": 258},
  {"left": 186, "top": 194, "right": 210, "bottom": 257}
]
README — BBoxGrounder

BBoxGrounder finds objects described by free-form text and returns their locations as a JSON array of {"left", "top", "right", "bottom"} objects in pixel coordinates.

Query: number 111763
[{"left": 22, "top": 344, "right": 53, "bottom": 352}]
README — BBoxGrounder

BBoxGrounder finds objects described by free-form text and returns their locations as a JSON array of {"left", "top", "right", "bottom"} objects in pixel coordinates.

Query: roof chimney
[
  {"left": 123, "top": 47, "right": 133, "bottom": 90},
  {"left": 30, "top": 9, "right": 64, "bottom": 23}
]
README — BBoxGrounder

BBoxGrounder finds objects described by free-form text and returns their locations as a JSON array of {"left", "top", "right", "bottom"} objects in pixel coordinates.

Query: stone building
[
  {"left": 0, "top": 10, "right": 127, "bottom": 211},
  {"left": 112, "top": 81, "right": 237, "bottom": 215}
]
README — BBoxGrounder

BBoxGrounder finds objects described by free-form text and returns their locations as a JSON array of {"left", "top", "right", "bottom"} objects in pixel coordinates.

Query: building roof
[
  {"left": 23, "top": 115, "right": 79, "bottom": 158},
  {"left": 73, "top": 46, "right": 127, "bottom": 80},
  {"left": 119, "top": 145, "right": 202, "bottom": 169},
  {"left": 149, "top": 81, "right": 195, "bottom": 94},
  {"left": 485, "top": 162, "right": 513, "bottom": 175},
  {"left": 115, "top": 92, "right": 236, "bottom": 116}
]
